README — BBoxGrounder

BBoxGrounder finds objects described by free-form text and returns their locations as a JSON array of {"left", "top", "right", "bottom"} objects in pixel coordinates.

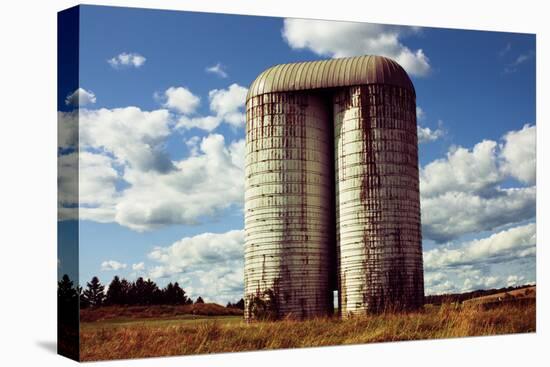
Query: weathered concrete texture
[
  {"left": 244, "top": 92, "right": 334, "bottom": 320},
  {"left": 334, "top": 85, "right": 424, "bottom": 316}
]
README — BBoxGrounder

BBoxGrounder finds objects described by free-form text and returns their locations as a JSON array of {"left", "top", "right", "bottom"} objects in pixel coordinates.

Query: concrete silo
[
  {"left": 244, "top": 87, "right": 335, "bottom": 320},
  {"left": 244, "top": 55, "right": 424, "bottom": 321},
  {"left": 333, "top": 57, "right": 424, "bottom": 316}
]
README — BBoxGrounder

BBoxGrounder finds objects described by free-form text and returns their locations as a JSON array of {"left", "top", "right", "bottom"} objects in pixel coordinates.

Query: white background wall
[{"left": 0, "top": 1, "right": 547, "bottom": 366}]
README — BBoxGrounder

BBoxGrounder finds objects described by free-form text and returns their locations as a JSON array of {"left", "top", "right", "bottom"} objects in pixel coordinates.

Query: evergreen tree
[
  {"left": 151, "top": 284, "right": 164, "bottom": 305},
  {"left": 57, "top": 274, "right": 79, "bottom": 360},
  {"left": 131, "top": 277, "right": 147, "bottom": 305},
  {"left": 166, "top": 282, "right": 187, "bottom": 305},
  {"left": 82, "top": 276, "right": 105, "bottom": 307},
  {"left": 173, "top": 282, "right": 186, "bottom": 304},
  {"left": 58, "top": 274, "right": 78, "bottom": 305},
  {"left": 163, "top": 282, "right": 187, "bottom": 304},
  {"left": 144, "top": 279, "right": 160, "bottom": 305},
  {"left": 164, "top": 282, "right": 175, "bottom": 304},
  {"left": 195, "top": 296, "right": 204, "bottom": 304},
  {"left": 120, "top": 278, "right": 131, "bottom": 304},
  {"left": 78, "top": 285, "right": 89, "bottom": 309},
  {"left": 105, "top": 276, "right": 123, "bottom": 305},
  {"left": 226, "top": 298, "right": 244, "bottom": 309}
]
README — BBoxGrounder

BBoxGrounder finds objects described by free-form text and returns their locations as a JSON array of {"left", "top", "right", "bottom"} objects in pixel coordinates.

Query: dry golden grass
[{"left": 80, "top": 301, "right": 535, "bottom": 361}]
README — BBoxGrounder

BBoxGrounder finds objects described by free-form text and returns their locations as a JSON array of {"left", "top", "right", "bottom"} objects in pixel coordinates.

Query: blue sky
[{"left": 58, "top": 5, "right": 536, "bottom": 303}]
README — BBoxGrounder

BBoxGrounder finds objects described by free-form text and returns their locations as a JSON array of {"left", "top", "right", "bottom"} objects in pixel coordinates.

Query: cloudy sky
[{"left": 58, "top": 5, "right": 536, "bottom": 304}]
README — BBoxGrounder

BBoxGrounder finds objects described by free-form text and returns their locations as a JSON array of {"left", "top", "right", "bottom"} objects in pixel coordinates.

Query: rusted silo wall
[
  {"left": 334, "top": 85, "right": 424, "bottom": 316},
  {"left": 244, "top": 92, "right": 334, "bottom": 320}
]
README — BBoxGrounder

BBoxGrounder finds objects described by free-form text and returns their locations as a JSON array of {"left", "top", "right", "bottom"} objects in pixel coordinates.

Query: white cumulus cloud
[
  {"left": 282, "top": 19, "right": 431, "bottom": 77},
  {"left": 500, "top": 124, "right": 536, "bottom": 184},
  {"left": 416, "top": 106, "right": 425, "bottom": 121},
  {"left": 78, "top": 152, "right": 119, "bottom": 223},
  {"left": 147, "top": 230, "right": 245, "bottom": 303},
  {"left": 209, "top": 84, "right": 248, "bottom": 127},
  {"left": 162, "top": 86, "right": 201, "bottom": 115},
  {"left": 424, "top": 223, "right": 536, "bottom": 271},
  {"left": 60, "top": 100, "right": 245, "bottom": 230},
  {"left": 57, "top": 152, "right": 78, "bottom": 216},
  {"left": 108, "top": 52, "right": 146, "bottom": 68},
  {"left": 420, "top": 125, "right": 536, "bottom": 242},
  {"left": 421, "top": 187, "right": 536, "bottom": 243},
  {"left": 148, "top": 230, "right": 244, "bottom": 271},
  {"left": 58, "top": 111, "right": 78, "bottom": 150},
  {"left": 205, "top": 62, "right": 228, "bottom": 78},
  {"left": 114, "top": 134, "right": 245, "bottom": 231},
  {"left": 421, "top": 140, "right": 503, "bottom": 198},
  {"left": 65, "top": 88, "right": 96, "bottom": 107},
  {"left": 80, "top": 107, "right": 174, "bottom": 173},
  {"left": 101, "top": 260, "right": 128, "bottom": 271},
  {"left": 423, "top": 223, "right": 536, "bottom": 294},
  {"left": 176, "top": 83, "right": 247, "bottom": 131},
  {"left": 506, "top": 275, "right": 526, "bottom": 287},
  {"left": 418, "top": 125, "right": 444, "bottom": 143},
  {"left": 177, "top": 115, "right": 221, "bottom": 131},
  {"left": 415, "top": 107, "right": 444, "bottom": 143}
]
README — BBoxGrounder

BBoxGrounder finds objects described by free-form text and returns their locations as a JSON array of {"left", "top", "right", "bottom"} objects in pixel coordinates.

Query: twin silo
[{"left": 244, "top": 55, "right": 424, "bottom": 320}]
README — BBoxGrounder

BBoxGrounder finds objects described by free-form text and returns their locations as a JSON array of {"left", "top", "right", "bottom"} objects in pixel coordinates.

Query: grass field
[
  {"left": 79, "top": 299, "right": 535, "bottom": 361},
  {"left": 80, "top": 315, "right": 243, "bottom": 330},
  {"left": 80, "top": 303, "right": 243, "bottom": 323}
]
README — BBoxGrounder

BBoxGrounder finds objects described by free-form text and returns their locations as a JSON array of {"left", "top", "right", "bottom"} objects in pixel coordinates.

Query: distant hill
[
  {"left": 425, "top": 284, "right": 535, "bottom": 305},
  {"left": 464, "top": 285, "right": 535, "bottom": 305}
]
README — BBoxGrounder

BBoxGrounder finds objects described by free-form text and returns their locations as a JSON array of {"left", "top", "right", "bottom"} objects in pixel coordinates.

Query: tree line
[
  {"left": 81, "top": 275, "right": 197, "bottom": 308},
  {"left": 58, "top": 274, "right": 244, "bottom": 310}
]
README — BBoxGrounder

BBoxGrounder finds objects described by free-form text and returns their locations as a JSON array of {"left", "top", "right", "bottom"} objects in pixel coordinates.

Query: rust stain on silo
[{"left": 245, "top": 55, "right": 424, "bottom": 321}]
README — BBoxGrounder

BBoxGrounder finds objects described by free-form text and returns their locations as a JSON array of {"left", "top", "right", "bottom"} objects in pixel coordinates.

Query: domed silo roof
[{"left": 246, "top": 55, "right": 415, "bottom": 102}]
